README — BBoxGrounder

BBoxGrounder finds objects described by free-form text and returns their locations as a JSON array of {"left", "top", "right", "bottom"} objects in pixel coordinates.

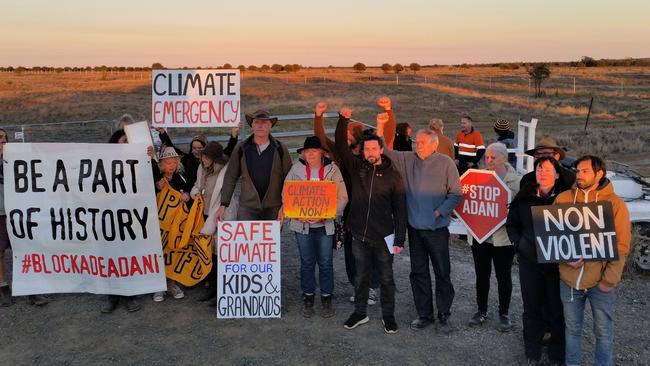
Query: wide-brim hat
[
  {"left": 245, "top": 110, "right": 278, "bottom": 127},
  {"left": 297, "top": 136, "right": 328, "bottom": 154},
  {"left": 525, "top": 136, "right": 567, "bottom": 160},
  {"left": 202, "top": 141, "right": 228, "bottom": 164},
  {"left": 159, "top": 146, "right": 180, "bottom": 160}
]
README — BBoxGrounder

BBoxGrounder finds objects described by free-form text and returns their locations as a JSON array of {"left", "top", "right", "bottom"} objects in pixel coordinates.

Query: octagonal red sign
[{"left": 453, "top": 169, "right": 511, "bottom": 243}]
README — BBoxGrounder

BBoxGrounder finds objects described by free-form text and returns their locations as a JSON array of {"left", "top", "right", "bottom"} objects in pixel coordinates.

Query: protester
[
  {"left": 190, "top": 141, "right": 231, "bottom": 305},
  {"left": 115, "top": 113, "right": 135, "bottom": 130},
  {"left": 506, "top": 157, "right": 566, "bottom": 365},
  {"left": 335, "top": 107, "right": 407, "bottom": 334},
  {"left": 454, "top": 115, "right": 485, "bottom": 176},
  {"left": 152, "top": 147, "right": 192, "bottom": 302},
  {"left": 428, "top": 118, "right": 455, "bottom": 160},
  {"left": 520, "top": 136, "right": 575, "bottom": 190},
  {"left": 556, "top": 156, "right": 631, "bottom": 366},
  {"left": 313, "top": 102, "right": 382, "bottom": 305},
  {"left": 467, "top": 143, "right": 520, "bottom": 331},
  {"left": 99, "top": 130, "right": 152, "bottom": 313},
  {"left": 393, "top": 122, "right": 413, "bottom": 151},
  {"left": 284, "top": 136, "right": 348, "bottom": 318},
  {"left": 216, "top": 110, "right": 292, "bottom": 221},
  {"left": 493, "top": 119, "right": 517, "bottom": 166},
  {"left": 376, "top": 116, "right": 461, "bottom": 333}
]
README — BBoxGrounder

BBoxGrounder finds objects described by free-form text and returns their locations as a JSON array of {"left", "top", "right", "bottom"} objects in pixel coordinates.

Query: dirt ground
[{"left": 2, "top": 229, "right": 649, "bottom": 366}]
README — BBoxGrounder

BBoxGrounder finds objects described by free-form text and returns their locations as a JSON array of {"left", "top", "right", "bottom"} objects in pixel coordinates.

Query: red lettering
[
  {"left": 98, "top": 256, "right": 106, "bottom": 278},
  {"left": 142, "top": 255, "right": 154, "bottom": 274},
  {"left": 61, "top": 254, "right": 70, "bottom": 273},
  {"left": 80, "top": 255, "right": 90, "bottom": 274},
  {"left": 107, "top": 258, "right": 119, "bottom": 278},
  {"left": 130, "top": 256, "right": 143, "bottom": 276},
  {"left": 118, "top": 257, "right": 130, "bottom": 277}
]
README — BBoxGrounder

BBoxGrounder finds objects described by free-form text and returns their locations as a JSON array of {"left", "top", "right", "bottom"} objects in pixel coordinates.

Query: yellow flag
[{"left": 156, "top": 185, "right": 213, "bottom": 286}]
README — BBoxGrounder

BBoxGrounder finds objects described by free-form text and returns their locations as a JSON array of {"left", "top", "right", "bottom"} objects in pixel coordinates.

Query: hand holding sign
[{"left": 315, "top": 102, "right": 328, "bottom": 117}]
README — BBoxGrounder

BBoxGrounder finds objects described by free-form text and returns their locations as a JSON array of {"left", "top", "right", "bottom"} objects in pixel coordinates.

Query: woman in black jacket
[{"left": 506, "top": 157, "right": 566, "bottom": 365}]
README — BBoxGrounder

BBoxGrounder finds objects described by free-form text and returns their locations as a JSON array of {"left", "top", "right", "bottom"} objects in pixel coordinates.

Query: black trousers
[
  {"left": 351, "top": 238, "right": 395, "bottom": 317},
  {"left": 344, "top": 229, "right": 380, "bottom": 289},
  {"left": 518, "top": 258, "right": 565, "bottom": 362},
  {"left": 408, "top": 226, "right": 455, "bottom": 318},
  {"left": 470, "top": 243, "right": 514, "bottom": 315}
]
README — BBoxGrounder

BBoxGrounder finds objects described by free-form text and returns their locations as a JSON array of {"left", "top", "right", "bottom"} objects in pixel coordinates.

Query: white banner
[
  {"left": 216, "top": 221, "right": 281, "bottom": 318},
  {"left": 151, "top": 69, "right": 240, "bottom": 128},
  {"left": 3, "top": 143, "right": 167, "bottom": 296}
]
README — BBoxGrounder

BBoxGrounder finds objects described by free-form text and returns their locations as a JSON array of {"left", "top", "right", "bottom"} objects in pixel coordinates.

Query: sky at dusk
[{"left": 1, "top": 0, "right": 649, "bottom": 67}]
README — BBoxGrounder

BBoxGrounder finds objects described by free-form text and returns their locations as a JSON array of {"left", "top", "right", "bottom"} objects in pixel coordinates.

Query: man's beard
[{"left": 366, "top": 156, "right": 377, "bottom": 164}]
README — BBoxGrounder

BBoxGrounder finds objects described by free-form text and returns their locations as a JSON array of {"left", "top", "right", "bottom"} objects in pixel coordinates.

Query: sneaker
[
  {"left": 125, "top": 297, "right": 142, "bottom": 313},
  {"left": 367, "top": 288, "right": 377, "bottom": 306},
  {"left": 101, "top": 297, "right": 120, "bottom": 313},
  {"left": 343, "top": 313, "right": 369, "bottom": 330},
  {"left": 152, "top": 291, "right": 165, "bottom": 302},
  {"left": 498, "top": 314, "right": 513, "bottom": 332},
  {"left": 0, "top": 284, "right": 11, "bottom": 307},
  {"left": 382, "top": 316, "right": 398, "bottom": 334},
  {"left": 302, "top": 294, "right": 315, "bottom": 318},
  {"left": 28, "top": 295, "right": 50, "bottom": 306},
  {"left": 410, "top": 317, "right": 434, "bottom": 331},
  {"left": 321, "top": 296, "right": 335, "bottom": 318},
  {"left": 468, "top": 311, "right": 488, "bottom": 327},
  {"left": 168, "top": 284, "right": 185, "bottom": 299}
]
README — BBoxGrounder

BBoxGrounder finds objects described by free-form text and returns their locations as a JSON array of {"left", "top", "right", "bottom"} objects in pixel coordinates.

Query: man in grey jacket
[
  {"left": 216, "top": 110, "right": 292, "bottom": 221},
  {"left": 377, "top": 114, "right": 462, "bottom": 332}
]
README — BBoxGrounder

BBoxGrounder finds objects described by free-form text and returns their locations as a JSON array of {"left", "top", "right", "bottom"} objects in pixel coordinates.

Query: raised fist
[
  {"left": 376, "top": 112, "right": 389, "bottom": 126},
  {"left": 340, "top": 107, "right": 352, "bottom": 120},
  {"left": 315, "top": 102, "right": 328, "bottom": 117},
  {"left": 377, "top": 96, "right": 392, "bottom": 111}
]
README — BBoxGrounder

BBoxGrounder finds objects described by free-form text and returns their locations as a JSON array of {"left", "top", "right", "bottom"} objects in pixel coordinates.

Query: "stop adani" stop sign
[{"left": 453, "top": 169, "right": 511, "bottom": 243}]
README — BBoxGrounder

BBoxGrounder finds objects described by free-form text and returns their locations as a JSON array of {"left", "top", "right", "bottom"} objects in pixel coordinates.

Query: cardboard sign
[
  {"left": 216, "top": 221, "right": 281, "bottom": 318},
  {"left": 453, "top": 169, "right": 511, "bottom": 243},
  {"left": 282, "top": 181, "right": 337, "bottom": 219},
  {"left": 151, "top": 69, "right": 240, "bottom": 128},
  {"left": 3, "top": 143, "right": 166, "bottom": 296},
  {"left": 156, "top": 185, "right": 213, "bottom": 286},
  {"left": 532, "top": 202, "right": 618, "bottom": 263}
]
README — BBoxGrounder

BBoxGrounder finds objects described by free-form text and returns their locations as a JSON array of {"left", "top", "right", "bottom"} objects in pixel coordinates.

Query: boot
[
  {"left": 101, "top": 296, "right": 120, "bottom": 313},
  {"left": 197, "top": 286, "right": 217, "bottom": 302},
  {"left": 125, "top": 297, "right": 142, "bottom": 313},
  {"left": 321, "top": 295, "right": 334, "bottom": 318},
  {"left": 0, "top": 284, "right": 11, "bottom": 307},
  {"left": 29, "top": 294, "right": 50, "bottom": 306},
  {"left": 302, "top": 294, "right": 315, "bottom": 318}
]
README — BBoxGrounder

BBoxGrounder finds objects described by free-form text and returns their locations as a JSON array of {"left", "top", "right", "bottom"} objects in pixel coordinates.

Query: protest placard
[
  {"left": 532, "top": 202, "right": 618, "bottom": 263},
  {"left": 3, "top": 143, "right": 167, "bottom": 296},
  {"left": 282, "top": 181, "right": 337, "bottom": 219},
  {"left": 151, "top": 69, "right": 240, "bottom": 128},
  {"left": 216, "top": 221, "right": 281, "bottom": 318}
]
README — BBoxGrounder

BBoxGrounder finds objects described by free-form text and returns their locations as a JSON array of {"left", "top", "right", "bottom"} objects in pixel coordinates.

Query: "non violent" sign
[{"left": 532, "top": 202, "right": 618, "bottom": 263}]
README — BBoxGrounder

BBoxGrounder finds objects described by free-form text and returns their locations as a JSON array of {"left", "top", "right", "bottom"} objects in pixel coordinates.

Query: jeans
[
  {"left": 408, "top": 226, "right": 455, "bottom": 318},
  {"left": 344, "top": 228, "right": 380, "bottom": 289},
  {"left": 471, "top": 243, "right": 514, "bottom": 315},
  {"left": 295, "top": 227, "right": 334, "bottom": 296},
  {"left": 560, "top": 281, "right": 616, "bottom": 366},
  {"left": 351, "top": 238, "right": 395, "bottom": 317},
  {"left": 518, "top": 258, "right": 565, "bottom": 362}
]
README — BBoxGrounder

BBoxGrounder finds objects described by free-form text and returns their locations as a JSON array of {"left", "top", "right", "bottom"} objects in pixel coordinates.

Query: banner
[
  {"left": 156, "top": 185, "right": 213, "bottom": 286},
  {"left": 532, "top": 202, "right": 618, "bottom": 263},
  {"left": 216, "top": 221, "right": 281, "bottom": 318},
  {"left": 151, "top": 69, "right": 240, "bottom": 128},
  {"left": 282, "top": 180, "right": 337, "bottom": 219},
  {"left": 3, "top": 143, "right": 166, "bottom": 296}
]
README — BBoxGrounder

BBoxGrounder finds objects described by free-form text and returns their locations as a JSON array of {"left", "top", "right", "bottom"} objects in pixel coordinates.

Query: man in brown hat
[
  {"left": 519, "top": 136, "right": 575, "bottom": 191},
  {"left": 216, "top": 110, "right": 292, "bottom": 220}
]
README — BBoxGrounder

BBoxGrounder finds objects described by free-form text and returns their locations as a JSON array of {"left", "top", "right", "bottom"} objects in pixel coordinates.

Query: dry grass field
[{"left": 0, "top": 66, "right": 648, "bottom": 174}]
